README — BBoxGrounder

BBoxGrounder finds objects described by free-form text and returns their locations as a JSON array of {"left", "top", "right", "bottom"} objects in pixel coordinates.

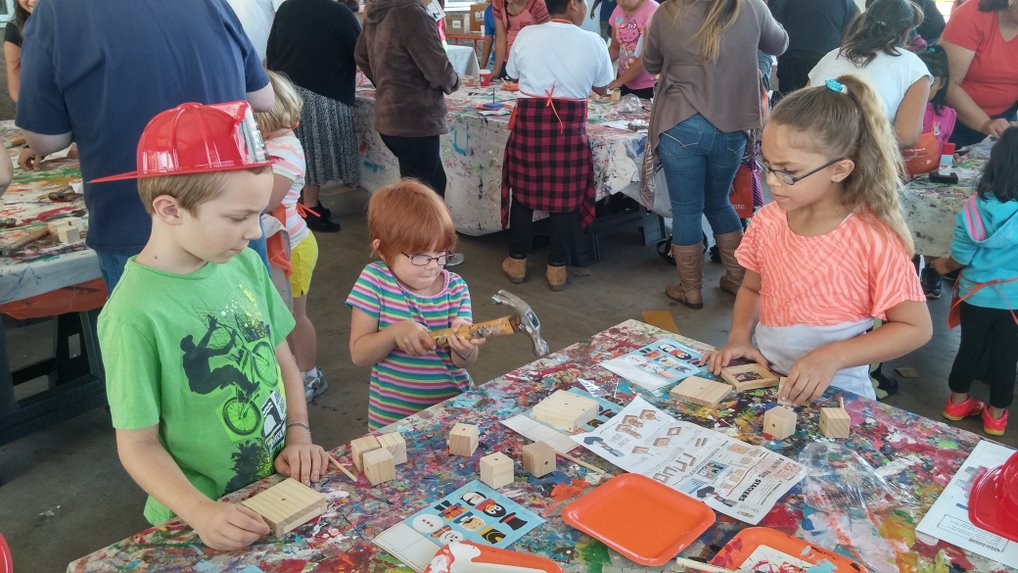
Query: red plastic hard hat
[
  {"left": 91, "top": 101, "right": 272, "bottom": 183},
  {"left": 968, "top": 451, "right": 1018, "bottom": 542}
]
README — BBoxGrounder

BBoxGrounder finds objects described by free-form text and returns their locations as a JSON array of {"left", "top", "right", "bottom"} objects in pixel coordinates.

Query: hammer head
[{"left": 491, "top": 290, "right": 550, "bottom": 357}]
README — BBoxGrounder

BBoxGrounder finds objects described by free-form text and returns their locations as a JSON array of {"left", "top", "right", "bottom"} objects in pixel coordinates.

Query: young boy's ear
[{"left": 151, "top": 194, "right": 185, "bottom": 225}]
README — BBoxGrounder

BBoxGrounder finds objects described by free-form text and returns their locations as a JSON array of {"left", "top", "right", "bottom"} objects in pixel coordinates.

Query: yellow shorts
[{"left": 289, "top": 233, "right": 319, "bottom": 297}]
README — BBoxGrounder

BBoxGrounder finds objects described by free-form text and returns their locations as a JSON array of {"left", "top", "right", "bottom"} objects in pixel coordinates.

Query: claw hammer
[{"left": 430, "top": 290, "right": 550, "bottom": 356}]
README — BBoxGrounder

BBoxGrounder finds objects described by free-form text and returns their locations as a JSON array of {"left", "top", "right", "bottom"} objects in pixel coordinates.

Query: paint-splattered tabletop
[
  {"left": 67, "top": 320, "right": 1008, "bottom": 573},
  {"left": 0, "top": 121, "right": 101, "bottom": 304}
]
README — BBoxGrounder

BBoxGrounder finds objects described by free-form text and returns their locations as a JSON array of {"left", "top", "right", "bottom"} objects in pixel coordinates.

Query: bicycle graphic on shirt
[{"left": 181, "top": 315, "right": 278, "bottom": 436}]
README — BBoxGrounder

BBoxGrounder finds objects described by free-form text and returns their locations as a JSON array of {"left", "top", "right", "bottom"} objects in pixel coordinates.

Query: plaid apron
[{"left": 501, "top": 95, "right": 596, "bottom": 229}]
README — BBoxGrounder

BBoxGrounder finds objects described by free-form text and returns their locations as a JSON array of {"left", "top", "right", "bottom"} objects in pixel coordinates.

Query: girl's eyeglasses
[
  {"left": 757, "top": 157, "right": 843, "bottom": 186},
  {"left": 402, "top": 251, "right": 464, "bottom": 267}
]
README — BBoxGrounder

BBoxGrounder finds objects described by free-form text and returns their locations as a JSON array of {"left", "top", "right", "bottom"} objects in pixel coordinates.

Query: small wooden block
[
  {"left": 56, "top": 227, "right": 80, "bottom": 244},
  {"left": 362, "top": 447, "right": 396, "bottom": 486},
  {"left": 479, "top": 451, "right": 515, "bottom": 489},
  {"left": 521, "top": 441, "right": 557, "bottom": 478},
  {"left": 894, "top": 367, "right": 920, "bottom": 379},
  {"left": 376, "top": 432, "right": 407, "bottom": 465},
  {"left": 670, "top": 375, "right": 733, "bottom": 407},
  {"left": 819, "top": 407, "right": 851, "bottom": 439},
  {"left": 350, "top": 435, "right": 381, "bottom": 471},
  {"left": 448, "top": 423, "right": 479, "bottom": 457},
  {"left": 240, "top": 478, "right": 327, "bottom": 537},
  {"left": 531, "top": 390, "right": 598, "bottom": 431},
  {"left": 721, "top": 363, "right": 780, "bottom": 392},
  {"left": 763, "top": 406, "right": 797, "bottom": 439}
]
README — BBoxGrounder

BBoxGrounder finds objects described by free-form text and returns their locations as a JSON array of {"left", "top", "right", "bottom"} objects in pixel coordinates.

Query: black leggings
[
  {"left": 948, "top": 301, "right": 1018, "bottom": 409},
  {"left": 507, "top": 201, "right": 578, "bottom": 266},
  {"left": 380, "top": 134, "right": 447, "bottom": 196}
]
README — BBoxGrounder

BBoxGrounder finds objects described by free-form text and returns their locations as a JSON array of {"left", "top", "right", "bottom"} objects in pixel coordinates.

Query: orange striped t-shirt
[{"left": 736, "top": 203, "right": 925, "bottom": 327}]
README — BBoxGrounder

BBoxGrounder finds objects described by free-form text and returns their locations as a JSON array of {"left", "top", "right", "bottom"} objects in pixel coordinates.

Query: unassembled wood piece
[
  {"left": 448, "top": 423, "right": 480, "bottom": 456},
  {"left": 362, "top": 448, "right": 396, "bottom": 486},
  {"left": 721, "top": 363, "right": 780, "bottom": 392},
  {"left": 763, "top": 406, "right": 797, "bottom": 439},
  {"left": 376, "top": 432, "right": 407, "bottom": 465},
  {"left": 240, "top": 478, "right": 327, "bottom": 537},
  {"left": 819, "top": 398, "right": 851, "bottom": 439},
  {"left": 531, "top": 390, "right": 599, "bottom": 431},
  {"left": 479, "top": 451, "right": 515, "bottom": 489},
  {"left": 670, "top": 375, "right": 733, "bottom": 407},
  {"left": 350, "top": 435, "right": 381, "bottom": 471},
  {"left": 521, "top": 441, "right": 557, "bottom": 477}
]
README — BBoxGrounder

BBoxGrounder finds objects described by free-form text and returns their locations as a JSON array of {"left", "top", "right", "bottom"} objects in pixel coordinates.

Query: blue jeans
[
  {"left": 658, "top": 114, "right": 747, "bottom": 246},
  {"left": 98, "top": 234, "right": 270, "bottom": 292}
]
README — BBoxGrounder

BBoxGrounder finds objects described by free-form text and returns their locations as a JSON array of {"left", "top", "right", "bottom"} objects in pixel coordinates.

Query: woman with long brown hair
[{"left": 643, "top": 0, "right": 786, "bottom": 309}]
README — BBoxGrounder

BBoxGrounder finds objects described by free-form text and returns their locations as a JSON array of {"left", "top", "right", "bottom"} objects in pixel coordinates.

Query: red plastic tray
[{"left": 562, "top": 473, "right": 715, "bottom": 566}]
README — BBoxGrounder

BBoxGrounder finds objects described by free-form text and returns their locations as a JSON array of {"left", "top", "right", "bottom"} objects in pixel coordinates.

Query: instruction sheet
[
  {"left": 573, "top": 397, "right": 807, "bottom": 524},
  {"left": 599, "top": 339, "right": 708, "bottom": 392}
]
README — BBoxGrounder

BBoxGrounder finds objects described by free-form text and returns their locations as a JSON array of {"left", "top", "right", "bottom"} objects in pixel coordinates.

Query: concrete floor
[{"left": 1, "top": 185, "right": 1015, "bottom": 573}]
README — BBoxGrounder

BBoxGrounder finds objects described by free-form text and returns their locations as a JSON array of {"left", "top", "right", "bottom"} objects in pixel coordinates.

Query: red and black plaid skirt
[{"left": 501, "top": 97, "right": 595, "bottom": 229}]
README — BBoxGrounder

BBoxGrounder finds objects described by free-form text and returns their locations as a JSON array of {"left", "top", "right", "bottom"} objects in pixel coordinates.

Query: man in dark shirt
[{"left": 769, "top": 0, "right": 858, "bottom": 99}]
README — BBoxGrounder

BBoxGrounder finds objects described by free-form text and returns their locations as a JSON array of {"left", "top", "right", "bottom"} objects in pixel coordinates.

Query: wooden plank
[
  {"left": 240, "top": 478, "right": 327, "bottom": 537},
  {"left": 721, "top": 363, "right": 779, "bottom": 392},
  {"left": 669, "top": 375, "right": 733, "bottom": 407}
]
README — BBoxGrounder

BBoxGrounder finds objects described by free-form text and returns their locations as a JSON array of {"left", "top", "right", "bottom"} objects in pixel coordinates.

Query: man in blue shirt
[{"left": 16, "top": 0, "right": 274, "bottom": 289}]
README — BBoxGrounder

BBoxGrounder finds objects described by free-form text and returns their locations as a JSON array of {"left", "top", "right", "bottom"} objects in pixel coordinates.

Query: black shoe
[
  {"left": 304, "top": 210, "right": 341, "bottom": 233},
  {"left": 872, "top": 367, "right": 899, "bottom": 399},
  {"left": 921, "top": 268, "right": 942, "bottom": 300},
  {"left": 309, "top": 202, "right": 332, "bottom": 220}
]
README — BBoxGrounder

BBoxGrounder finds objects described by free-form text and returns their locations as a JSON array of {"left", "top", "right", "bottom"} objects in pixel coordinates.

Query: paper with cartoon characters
[
  {"left": 374, "top": 481, "right": 544, "bottom": 571},
  {"left": 599, "top": 339, "right": 707, "bottom": 392},
  {"left": 572, "top": 397, "right": 807, "bottom": 524}
]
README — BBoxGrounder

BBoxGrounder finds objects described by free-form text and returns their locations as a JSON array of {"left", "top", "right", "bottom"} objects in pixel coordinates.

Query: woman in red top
[
  {"left": 941, "top": 0, "right": 1018, "bottom": 147},
  {"left": 491, "top": 0, "right": 549, "bottom": 79}
]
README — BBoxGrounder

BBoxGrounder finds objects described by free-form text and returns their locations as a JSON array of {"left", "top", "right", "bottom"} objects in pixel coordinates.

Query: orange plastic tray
[
  {"left": 562, "top": 473, "right": 715, "bottom": 566},
  {"left": 710, "top": 527, "right": 867, "bottom": 572}
]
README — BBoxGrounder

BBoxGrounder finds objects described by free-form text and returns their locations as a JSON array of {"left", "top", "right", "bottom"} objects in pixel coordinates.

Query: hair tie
[{"left": 825, "top": 79, "right": 848, "bottom": 94}]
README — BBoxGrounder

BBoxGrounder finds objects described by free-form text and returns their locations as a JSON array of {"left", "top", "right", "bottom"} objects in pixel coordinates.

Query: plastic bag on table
[
  {"left": 617, "top": 94, "right": 641, "bottom": 114},
  {"left": 798, "top": 442, "right": 919, "bottom": 515}
]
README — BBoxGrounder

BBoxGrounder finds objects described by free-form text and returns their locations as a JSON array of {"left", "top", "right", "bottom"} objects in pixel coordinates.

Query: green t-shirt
[{"left": 98, "top": 250, "right": 296, "bottom": 525}]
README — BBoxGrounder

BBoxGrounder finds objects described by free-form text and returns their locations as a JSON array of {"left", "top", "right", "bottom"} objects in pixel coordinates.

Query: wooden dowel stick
[
  {"left": 672, "top": 557, "right": 739, "bottom": 573},
  {"left": 328, "top": 454, "right": 358, "bottom": 481},
  {"left": 557, "top": 451, "right": 607, "bottom": 475}
]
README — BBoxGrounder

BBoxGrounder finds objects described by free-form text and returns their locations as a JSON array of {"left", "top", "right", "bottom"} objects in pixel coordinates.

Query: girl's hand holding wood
[
  {"left": 703, "top": 341, "right": 768, "bottom": 375},
  {"left": 780, "top": 348, "right": 840, "bottom": 405}
]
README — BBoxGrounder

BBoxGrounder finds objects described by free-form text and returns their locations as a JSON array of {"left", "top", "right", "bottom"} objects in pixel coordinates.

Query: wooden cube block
[
  {"left": 521, "top": 441, "right": 556, "bottom": 477},
  {"left": 670, "top": 375, "right": 733, "bottom": 407},
  {"left": 479, "top": 451, "right": 514, "bottom": 489},
  {"left": 350, "top": 435, "right": 381, "bottom": 471},
  {"left": 362, "top": 448, "right": 396, "bottom": 486},
  {"left": 721, "top": 364, "right": 780, "bottom": 391},
  {"left": 763, "top": 406, "right": 796, "bottom": 439},
  {"left": 531, "top": 390, "right": 598, "bottom": 431},
  {"left": 56, "top": 226, "right": 80, "bottom": 244},
  {"left": 448, "top": 423, "right": 479, "bottom": 457},
  {"left": 240, "top": 478, "right": 327, "bottom": 537},
  {"left": 819, "top": 407, "right": 851, "bottom": 439},
  {"left": 376, "top": 432, "right": 407, "bottom": 465}
]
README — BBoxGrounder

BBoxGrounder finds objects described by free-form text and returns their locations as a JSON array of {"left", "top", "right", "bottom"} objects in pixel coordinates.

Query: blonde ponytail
[{"left": 769, "top": 74, "right": 915, "bottom": 255}]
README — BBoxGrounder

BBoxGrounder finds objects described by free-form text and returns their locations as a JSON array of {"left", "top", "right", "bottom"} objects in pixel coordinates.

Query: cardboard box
[
  {"left": 470, "top": 2, "right": 488, "bottom": 33},
  {"left": 445, "top": 12, "right": 469, "bottom": 35}
]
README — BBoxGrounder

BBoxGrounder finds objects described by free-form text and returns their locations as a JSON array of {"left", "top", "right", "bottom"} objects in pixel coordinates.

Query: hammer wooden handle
[{"left": 431, "top": 316, "right": 515, "bottom": 346}]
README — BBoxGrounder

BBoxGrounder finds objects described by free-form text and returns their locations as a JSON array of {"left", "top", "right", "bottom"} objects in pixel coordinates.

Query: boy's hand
[
  {"left": 780, "top": 348, "right": 839, "bottom": 405},
  {"left": 390, "top": 320, "right": 436, "bottom": 357},
  {"left": 18, "top": 147, "right": 45, "bottom": 171},
  {"left": 190, "top": 499, "right": 269, "bottom": 551},
  {"left": 275, "top": 432, "right": 329, "bottom": 485},
  {"left": 702, "top": 341, "right": 768, "bottom": 375},
  {"left": 448, "top": 318, "right": 485, "bottom": 361}
]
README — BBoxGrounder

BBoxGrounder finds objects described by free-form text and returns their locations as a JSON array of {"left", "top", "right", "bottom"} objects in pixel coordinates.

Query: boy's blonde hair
[
  {"left": 368, "top": 179, "right": 457, "bottom": 260},
  {"left": 769, "top": 74, "right": 915, "bottom": 256},
  {"left": 138, "top": 167, "right": 269, "bottom": 215},
  {"left": 255, "top": 70, "right": 303, "bottom": 135}
]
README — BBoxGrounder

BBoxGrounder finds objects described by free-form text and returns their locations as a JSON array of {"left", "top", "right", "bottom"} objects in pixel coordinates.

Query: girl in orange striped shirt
[{"left": 706, "top": 75, "right": 932, "bottom": 403}]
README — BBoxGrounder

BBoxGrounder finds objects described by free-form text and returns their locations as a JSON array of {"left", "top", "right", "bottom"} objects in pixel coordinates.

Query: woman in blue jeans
[{"left": 643, "top": 0, "right": 787, "bottom": 308}]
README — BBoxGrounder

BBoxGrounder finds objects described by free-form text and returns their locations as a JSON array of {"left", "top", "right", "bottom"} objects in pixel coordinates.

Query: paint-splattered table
[
  {"left": 901, "top": 140, "right": 992, "bottom": 258},
  {"left": 67, "top": 319, "right": 1004, "bottom": 573},
  {"left": 353, "top": 81, "right": 660, "bottom": 236}
]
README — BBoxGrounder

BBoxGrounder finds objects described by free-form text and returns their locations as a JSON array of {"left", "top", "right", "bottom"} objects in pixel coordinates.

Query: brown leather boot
[
  {"left": 715, "top": 231, "right": 745, "bottom": 295},
  {"left": 501, "top": 257, "right": 527, "bottom": 283},
  {"left": 546, "top": 264, "right": 567, "bottom": 291},
  {"left": 665, "top": 244, "right": 703, "bottom": 309}
]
